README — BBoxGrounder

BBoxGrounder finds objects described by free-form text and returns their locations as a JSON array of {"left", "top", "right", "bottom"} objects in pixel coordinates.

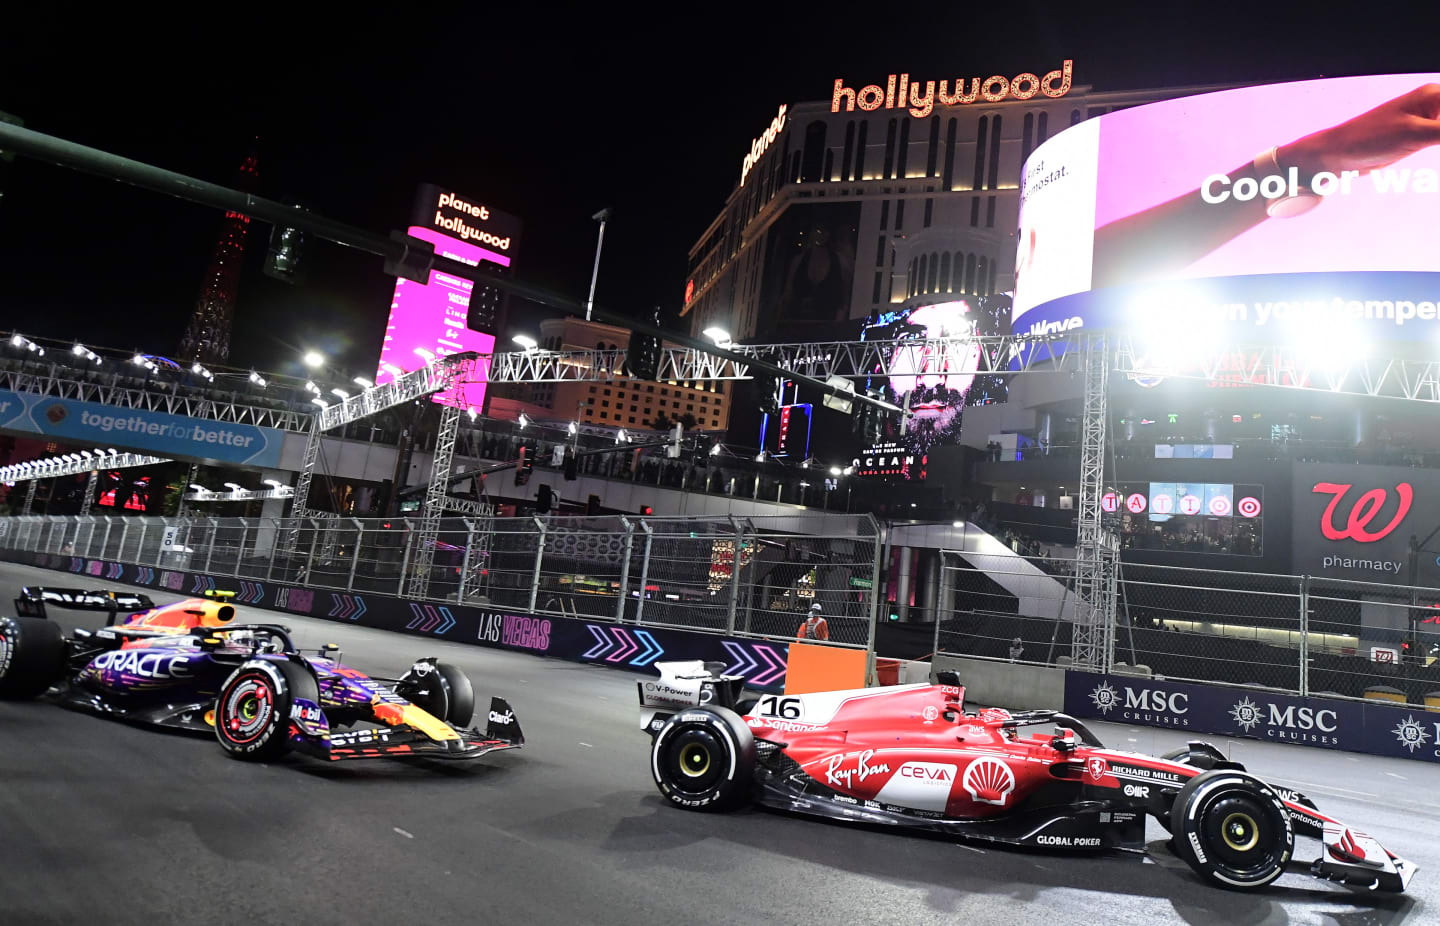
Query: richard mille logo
[
  {"left": 1393, "top": 715, "right": 1432, "bottom": 753},
  {"left": 1230, "top": 697, "right": 1263, "bottom": 733},
  {"left": 1089, "top": 681, "right": 1119, "bottom": 714}
]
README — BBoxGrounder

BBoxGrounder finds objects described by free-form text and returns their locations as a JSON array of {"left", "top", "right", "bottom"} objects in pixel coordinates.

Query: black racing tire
[
  {"left": 432, "top": 662, "right": 474, "bottom": 727},
  {"left": 397, "top": 660, "right": 475, "bottom": 727},
  {"left": 651, "top": 706, "right": 755, "bottom": 812},
  {"left": 214, "top": 659, "right": 318, "bottom": 760},
  {"left": 0, "top": 616, "right": 66, "bottom": 699},
  {"left": 1170, "top": 770, "right": 1293, "bottom": 891}
]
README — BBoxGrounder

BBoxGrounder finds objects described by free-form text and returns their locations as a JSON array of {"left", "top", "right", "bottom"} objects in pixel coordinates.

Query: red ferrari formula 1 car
[{"left": 638, "top": 662, "right": 1415, "bottom": 893}]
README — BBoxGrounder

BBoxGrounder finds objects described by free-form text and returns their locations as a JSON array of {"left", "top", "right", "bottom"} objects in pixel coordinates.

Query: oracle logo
[{"left": 1312, "top": 481, "right": 1413, "bottom": 543}]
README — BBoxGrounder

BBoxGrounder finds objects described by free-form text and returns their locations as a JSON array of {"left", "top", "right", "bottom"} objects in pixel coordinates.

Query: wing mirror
[{"left": 1050, "top": 727, "right": 1078, "bottom": 752}]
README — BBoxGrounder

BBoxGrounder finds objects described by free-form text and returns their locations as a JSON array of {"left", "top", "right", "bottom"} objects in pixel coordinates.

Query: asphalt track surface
[{"left": 1, "top": 561, "right": 1436, "bottom": 926}]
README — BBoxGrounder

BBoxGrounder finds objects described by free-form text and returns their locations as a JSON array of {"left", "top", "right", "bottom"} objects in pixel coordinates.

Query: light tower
[{"left": 177, "top": 145, "right": 259, "bottom": 365}]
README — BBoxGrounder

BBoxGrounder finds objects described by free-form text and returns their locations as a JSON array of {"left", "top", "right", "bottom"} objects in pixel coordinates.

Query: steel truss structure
[
  {"left": 408, "top": 403, "right": 461, "bottom": 599},
  {"left": 0, "top": 359, "right": 311, "bottom": 432},
  {"left": 0, "top": 451, "right": 170, "bottom": 483},
  {"left": 481, "top": 335, "right": 1090, "bottom": 384},
  {"left": 1071, "top": 333, "right": 1115, "bottom": 671},
  {"left": 183, "top": 486, "right": 295, "bottom": 502}
]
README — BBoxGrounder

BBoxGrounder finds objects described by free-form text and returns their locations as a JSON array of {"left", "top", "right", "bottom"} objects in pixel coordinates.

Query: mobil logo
[{"left": 1313, "top": 481, "right": 1413, "bottom": 543}]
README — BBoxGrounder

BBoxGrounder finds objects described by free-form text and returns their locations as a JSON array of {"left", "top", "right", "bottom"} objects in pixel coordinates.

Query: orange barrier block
[{"left": 785, "top": 642, "right": 868, "bottom": 694}]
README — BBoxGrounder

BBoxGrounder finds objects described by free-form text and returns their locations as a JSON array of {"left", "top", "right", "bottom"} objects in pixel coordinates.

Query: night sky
[{"left": 2, "top": 7, "right": 1438, "bottom": 381}]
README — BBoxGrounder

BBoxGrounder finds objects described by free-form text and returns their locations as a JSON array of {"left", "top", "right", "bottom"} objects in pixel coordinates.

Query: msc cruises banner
[
  {"left": 1066, "top": 670, "right": 1440, "bottom": 765},
  {"left": 0, "top": 389, "right": 284, "bottom": 468}
]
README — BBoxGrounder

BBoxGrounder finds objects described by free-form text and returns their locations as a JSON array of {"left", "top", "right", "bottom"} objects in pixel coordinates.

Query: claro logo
[{"left": 1312, "top": 481, "right": 1413, "bottom": 543}]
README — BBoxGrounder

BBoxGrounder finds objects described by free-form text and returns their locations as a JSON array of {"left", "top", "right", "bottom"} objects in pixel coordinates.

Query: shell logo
[{"left": 961, "top": 756, "right": 1016, "bottom": 806}]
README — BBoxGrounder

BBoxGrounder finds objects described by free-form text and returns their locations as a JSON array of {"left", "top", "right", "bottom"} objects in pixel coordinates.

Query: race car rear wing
[
  {"left": 15, "top": 587, "right": 155, "bottom": 623},
  {"left": 638, "top": 660, "right": 747, "bottom": 733}
]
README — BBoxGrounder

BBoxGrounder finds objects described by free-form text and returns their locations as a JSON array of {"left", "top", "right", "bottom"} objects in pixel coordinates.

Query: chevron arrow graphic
[
  {"left": 434, "top": 607, "right": 456, "bottom": 635},
  {"left": 607, "top": 627, "right": 638, "bottom": 663},
  {"left": 629, "top": 630, "right": 664, "bottom": 667},
  {"left": 351, "top": 597, "right": 366, "bottom": 622},
  {"left": 750, "top": 644, "right": 788, "bottom": 687},
  {"left": 405, "top": 604, "right": 442, "bottom": 632},
  {"left": 582, "top": 624, "right": 611, "bottom": 660},
  {"left": 722, "top": 640, "right": 759, "bottom": 678}
]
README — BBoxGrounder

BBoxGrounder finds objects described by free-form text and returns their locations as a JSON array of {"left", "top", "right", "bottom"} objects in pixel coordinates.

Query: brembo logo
[{"left": 1312, "top": 482, "right": 1413, "bottom": 543}]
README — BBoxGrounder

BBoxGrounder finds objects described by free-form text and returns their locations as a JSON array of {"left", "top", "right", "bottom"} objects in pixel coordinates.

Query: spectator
[
  {"left": 796, "top": 602, "right": 830, "bottom": 641},
  {"left": 1009, "top": 637, "right": 1024, "bottom": 662}
]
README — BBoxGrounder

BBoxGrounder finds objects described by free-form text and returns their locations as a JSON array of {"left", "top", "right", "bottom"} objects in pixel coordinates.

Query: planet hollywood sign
[
  {"left": 831, "top": 60, "right": 1073, "bottom": 118},
  {"left": 740, "top": 105, "right": 788, "bottom": 186}
]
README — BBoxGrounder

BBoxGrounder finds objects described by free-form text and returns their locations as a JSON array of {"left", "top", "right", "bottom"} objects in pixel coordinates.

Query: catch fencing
[
  {"left": 937, "top": 551, "right": 1440, "bottom": 708},
  {"left": 0, "top": 514, "right": 880, "bottom": 649}
]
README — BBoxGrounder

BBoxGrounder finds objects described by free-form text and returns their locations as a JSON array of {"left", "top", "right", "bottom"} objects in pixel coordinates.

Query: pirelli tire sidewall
[
  {"left": 1170, "top": 769, "right": 1293, "bottom": 891},
  {"left": 214, "top": 658, "right": 318, "bottom": 760},
  {"left": 651, "top": 706, "right": 755, "bottom": 812},
  {"left": 0, "top": 615, "right": 66, "bottom": 699}
]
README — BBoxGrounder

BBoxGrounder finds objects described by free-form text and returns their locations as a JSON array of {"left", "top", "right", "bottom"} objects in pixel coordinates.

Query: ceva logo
[{"left": 1312, "top": 481, "right": 1413, "bottom": 543}]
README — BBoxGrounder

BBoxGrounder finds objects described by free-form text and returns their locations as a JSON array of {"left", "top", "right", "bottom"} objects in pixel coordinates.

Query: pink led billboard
[
  {"left": 375, "top": 191, "right": 518, "bottom": 409},
  {"left": 1014, "top": 74, "right": 1440, "bottom": 341}
]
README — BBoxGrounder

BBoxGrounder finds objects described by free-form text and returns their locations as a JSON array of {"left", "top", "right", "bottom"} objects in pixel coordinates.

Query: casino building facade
[{"left": 682, "top": 66, "right": 1227, "bottom": 345}]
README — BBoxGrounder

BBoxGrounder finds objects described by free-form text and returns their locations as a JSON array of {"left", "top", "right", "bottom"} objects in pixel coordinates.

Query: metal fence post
[
  {"left": 726, "top": 517, "right": 744, "bottom": 634},
  {"left": 397, "top": 521, "right": 416, "bottom": 597},
  {"left": 615, "top": 518, "right": 634, "bottom": 622},
  {"left": 529, "top": 517, "right": 547, "bottom": 613},
  {"left": 100, "top": 517, "right": 113, "bottom": 560},
  {"left": 866, "top": 517, "right": 884, "bottom": 684},
  {"left": 934, "top": 549, "right": 947, "bottom": 661},
  {"left": 304, "top": 519, "right": 320, "bottom": 587},
  {"left": 203, "top": 517, "right": 219, "bottom": 574},
  {"left": 346, "top": 518, "right": 363, "bottom": 591},
  {"left": 1299, "top": 574, "right": 1310, "bottom": 698},
  {"left": 457, "top": 519, "right": 475, "bottom": 604},
  {"left": 266, "top": 519, "right": 282, "bottom": 583},
  {"left": 635, "top": 519, "right": 654, "bottom": 625}
]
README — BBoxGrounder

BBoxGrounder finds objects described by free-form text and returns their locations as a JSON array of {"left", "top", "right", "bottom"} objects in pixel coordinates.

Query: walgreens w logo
[{"left": 1312, "top": 482, "right": 1413, "bottom": 543}]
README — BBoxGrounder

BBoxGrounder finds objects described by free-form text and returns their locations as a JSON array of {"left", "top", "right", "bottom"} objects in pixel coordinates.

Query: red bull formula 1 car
[
  {"left": 638, "top": 662, "right": 1415, "bottom": 894},
  {"left": 0, "top": 587, "right": 523, "bottom": 763}
]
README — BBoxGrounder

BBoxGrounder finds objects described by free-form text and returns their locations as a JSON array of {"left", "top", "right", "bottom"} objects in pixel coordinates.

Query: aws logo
[{"left": 1312, "top": 482, "right": 1413, "bottom": 543}]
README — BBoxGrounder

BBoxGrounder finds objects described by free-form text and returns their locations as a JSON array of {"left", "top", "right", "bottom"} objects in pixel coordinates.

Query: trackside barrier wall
[
  {"left": 0, "top": 514, "right": 878, "bottom": 650},
  {"left": 937, "top": 552, "right": 1440, "bottom": 708},
  {"left": 1065, "top": 670, "right": 1440, "bottom": 766},
  {"left": 0, "top": 547, "right": 802, "bottom": 692}
]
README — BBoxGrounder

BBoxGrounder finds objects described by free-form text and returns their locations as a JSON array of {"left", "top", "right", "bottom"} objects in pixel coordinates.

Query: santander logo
[{"left": 1312, "top": 482, "right": 1413, "bottom": 543}]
